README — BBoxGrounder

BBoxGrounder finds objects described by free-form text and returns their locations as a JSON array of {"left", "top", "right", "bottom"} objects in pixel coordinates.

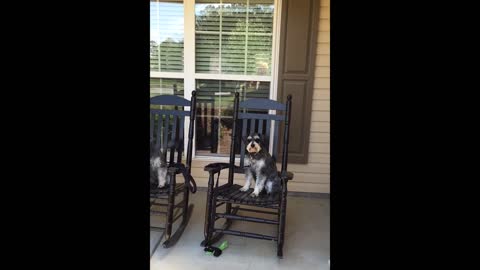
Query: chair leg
[
  {"left": 202, "top": 172, "right": 215, "bottom": 246},
  {"left": 162, "top": 174, "right": 194, "bottom": 249},
  {"left": 226, "top": 202, "right": 232, "bottom": 215},
  {"left": 277, "top": 189, "right": 287, "bottom": 258},
  {"left": 162, "top": 203, "right": 193, "bottom": 248},
  {"left": 208, "top": 196, "right": 217, "bottom": 242},
  {"left": 150, "top": 227, "right": 165, "bottom": 258},
  {"left": 182, "top": 181, "right": 190, "bottom": 223},
  {"left": 165, "top": 172, "right": 176, "bottom": 240},
  {"left": 206, "top": 205, "right": 239, "bottom": 246}
]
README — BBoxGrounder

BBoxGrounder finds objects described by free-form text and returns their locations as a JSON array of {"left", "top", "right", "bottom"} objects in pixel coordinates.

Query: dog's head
[
  {"left": 245, "top": 132, "right": 267, "bottom": 154},
  {"left": 150, "top": 141, "right": 160, "bottom": 158}
]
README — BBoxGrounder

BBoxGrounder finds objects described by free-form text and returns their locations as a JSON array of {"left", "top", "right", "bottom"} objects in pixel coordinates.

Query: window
[
  {"left": 150, "top": 78, "right": 184, "bottom": 97},
  {"left": 150, "top": 0, "right": 184, "bottom": 73},
  {"left": 150, "top": 0, "right": 278, "bottom": 158},
  {"left": 195, "top": 0, "right": 274, "bottom": 75},
  {"left": 150, "top": 0, "right": 185, "bottom": 99}
]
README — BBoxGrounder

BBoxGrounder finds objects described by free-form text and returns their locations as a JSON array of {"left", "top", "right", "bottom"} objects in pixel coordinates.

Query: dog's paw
[
  {"left": 240, "top": 186, "right": 249, "bottom": 192},
  {"left": 250, "top": 191, "right": 259, "bottom": 197},
  {"left": 158, "top": 181, "right": 166, "bottom": 188}
]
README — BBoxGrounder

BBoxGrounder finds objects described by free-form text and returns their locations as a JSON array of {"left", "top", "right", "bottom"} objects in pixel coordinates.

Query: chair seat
[
  {"left": 216, "top": 184, "right": 280, "bottom": 206},
  {"left": 150, "top": 183, "right": 185, "bottom": 197}
]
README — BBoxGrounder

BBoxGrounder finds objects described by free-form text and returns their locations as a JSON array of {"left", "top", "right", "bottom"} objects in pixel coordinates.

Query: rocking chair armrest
[
  {"left": 204, "top": 162, "right": 241, "bottom": 173},
  {"left": 167, "top": 164, "right": 197, "bottom": 193},
  {"left": 166, "top": 162, "right": 186, "bottom": 171},
  {"left": 278, "top": 171, "right": 293, "bottom": 192},
  {"left": 167, "top": 163, "right": 186, "bottom": 174},
  {"left": 279, "top": 171, "right": 294, "bottom": 182},
  {"left": 168, "top": 166, "right": 181, "bottom": 174},
  {"left": 278, "top": 171, "right": 293, "bottom": 194}
]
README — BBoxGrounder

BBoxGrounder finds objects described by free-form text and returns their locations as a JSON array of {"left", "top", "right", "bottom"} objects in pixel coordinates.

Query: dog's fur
[
  {"left": 240, "top": 132, "right": 281, "bottom": 197},
  {"left": 150, "top": 142, "right": 170, "bottom": 189}
]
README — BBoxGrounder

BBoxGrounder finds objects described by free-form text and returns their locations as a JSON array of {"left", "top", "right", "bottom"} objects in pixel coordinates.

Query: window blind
[
  {"left": 150, "top": 0, "right": 184, "bottom": 72},
  {"left": 195, "top": 0, "right": 274, "bottom": 75}
]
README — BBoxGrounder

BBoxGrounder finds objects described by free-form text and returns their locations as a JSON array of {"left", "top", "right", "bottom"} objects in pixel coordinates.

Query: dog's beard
[{"left": 246, "top": 142, "right": 262, "bottom": 154}]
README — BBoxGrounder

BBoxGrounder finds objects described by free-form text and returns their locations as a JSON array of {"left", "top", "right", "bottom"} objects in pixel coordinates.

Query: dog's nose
[{"left": 251, "top": 142, "right": 256, "bottom": 147}]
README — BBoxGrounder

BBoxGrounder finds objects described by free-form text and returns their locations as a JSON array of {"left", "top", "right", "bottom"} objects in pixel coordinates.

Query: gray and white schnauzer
[
  {"left": 240, "top": 132, "right": 281, "bottom": 197},
  {"left": 150, "top": 142, "right": 170, "bottom": 189}
]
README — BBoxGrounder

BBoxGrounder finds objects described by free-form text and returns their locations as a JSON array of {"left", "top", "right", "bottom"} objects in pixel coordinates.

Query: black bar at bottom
[
  {"left": 213, "top": 228, "right": 277, "bottom": 241},
  {"left": 216, "top": 213, "right": 279, "bottom": 225},
  {"left": 150, "top": 226, "right": 165, "bottom": 231},
  {"left": 237, "top": 207, "right": 278, "bottom": 215},
  {"left": 151, "top": 210, "right": 167, "bottom": 215}
]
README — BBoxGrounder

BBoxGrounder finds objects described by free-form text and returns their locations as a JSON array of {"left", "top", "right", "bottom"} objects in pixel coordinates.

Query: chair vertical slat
[
  {"left": 186, "top": 91, "right": 197, "bottom": 173},
  {"left": 266, "top": 119, "right": 271, "bottom": 140},
  {"left": 210, "top": 101, "right": 215, "bottom": 151},
  {"left": 150, "top": 112, "right": 155, "bottom": 142},
  {"left": 258, "top": 119, "right": 264, "bottom": 135},
  {"left": 170, "top": 115, "right": 177, "bottom": 163},
  {"left": 177, "top": 116, "right": 184, "bottom": 163},
  {"left": 206, "top": 102, "right": 210, "bottom": 138},
  {"left": 228, "top": 92, "right": 240, "bottom": 187},
  {"left": 272, "top": 120, "right": 279, "bottom": 162},
  {"left": 163, "top": 115, "right": 170, "bottom": 159},
  {"left": 156, "top": 114, "right": 163, "bottom": 149},
  {"left": 202, "top": 102, "right": 207, "bottom": 137},
  {"left": 281, "top": 95, "right": 293, "bottom": 173},
  {"left": 240, "top": 118, "right": 248, "bottom": 168},
  {"left": 250, "top": 118, "right": 256, "bottom": 134}
]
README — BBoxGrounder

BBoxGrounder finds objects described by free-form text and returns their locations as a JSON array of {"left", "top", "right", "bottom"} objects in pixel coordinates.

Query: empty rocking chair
[
  {"left": 201, "top": 92, "right": 294, "bottom": 258},
  {"left": 150, "top": 92, "right": 197, "bottom": 257}
]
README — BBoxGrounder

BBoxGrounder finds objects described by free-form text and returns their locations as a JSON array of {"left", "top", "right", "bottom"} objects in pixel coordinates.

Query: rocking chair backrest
[
  {"left": 150, "top": 92, "right": 197, "bottom": 172},
  {"left": 228, "top": 92, "right": 293, "bottom": 183}
]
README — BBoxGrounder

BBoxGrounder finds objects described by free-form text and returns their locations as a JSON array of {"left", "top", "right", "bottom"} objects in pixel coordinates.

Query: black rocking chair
[
  {"left": 150, "top": 91, "right": 197, "bottom": 257},
  {"left": 201, "top": 92, "right": 293, "bottom": 258}
]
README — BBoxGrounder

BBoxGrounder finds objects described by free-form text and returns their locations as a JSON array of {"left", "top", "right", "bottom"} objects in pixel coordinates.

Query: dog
[
  {"left": 150, "top": 142, "right": 170, "bottom": 189},
  {"left": 239, "top": 132, "right": 281, "bottom": 197}
]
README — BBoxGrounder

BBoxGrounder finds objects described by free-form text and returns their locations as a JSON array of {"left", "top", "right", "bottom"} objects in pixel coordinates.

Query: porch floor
[{"left": 150, "top": 190, "right": 330, "bottom": 270}]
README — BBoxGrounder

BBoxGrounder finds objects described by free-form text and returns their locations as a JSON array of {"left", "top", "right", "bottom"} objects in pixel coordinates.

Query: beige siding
[{"left": 189, "top": 0, "right": 330, "bottom": 193}]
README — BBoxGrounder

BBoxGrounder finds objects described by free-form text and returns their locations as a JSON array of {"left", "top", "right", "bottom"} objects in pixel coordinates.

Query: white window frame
[{"left": 150, "top": 0, "right": 282, "bottom": 162}]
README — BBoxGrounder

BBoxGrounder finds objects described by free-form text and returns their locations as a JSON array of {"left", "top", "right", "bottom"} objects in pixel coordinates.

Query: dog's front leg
[
  {"left": 240, "top": 169, "right": 253, "bottom": 192},
  {"left": 157, "top": 167, "right": 168, "bottom": 188},
  {"left": 251, "top": 175, "right": 266, "bottom": 197}
]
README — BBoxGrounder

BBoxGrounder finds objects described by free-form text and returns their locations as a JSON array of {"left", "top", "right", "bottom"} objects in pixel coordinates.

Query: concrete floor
[{"left": 150, "top": 190, "right": 330, "bottom": 270}]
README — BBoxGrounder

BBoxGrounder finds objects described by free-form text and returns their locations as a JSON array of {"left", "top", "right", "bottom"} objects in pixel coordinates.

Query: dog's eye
[{"left": 254, "top": 139, "right": 261, "bottom": 143}]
